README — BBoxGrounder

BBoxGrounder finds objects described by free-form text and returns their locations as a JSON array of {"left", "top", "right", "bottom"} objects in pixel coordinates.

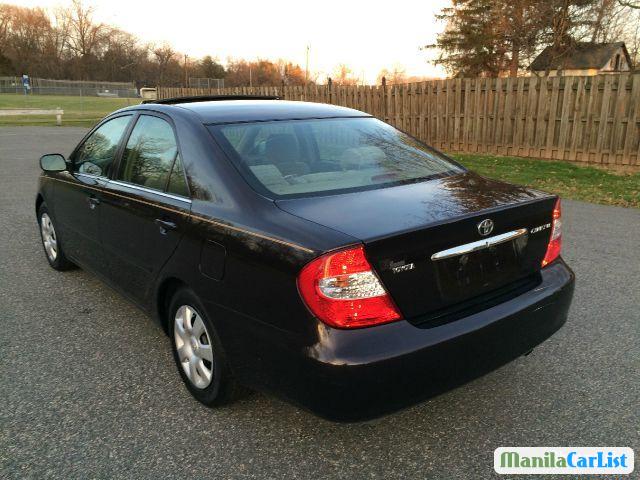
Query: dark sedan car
[{"left": 36, "top": 97, "right": 574, "bottom": 421}]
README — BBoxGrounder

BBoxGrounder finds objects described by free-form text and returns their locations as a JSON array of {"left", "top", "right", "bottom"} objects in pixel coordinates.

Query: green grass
[
  {"left": 0, "top": 93, "right": 140, "bottom": 127},
  {"left": 452, "top": 153, "right": 640, "bottom": 208}
]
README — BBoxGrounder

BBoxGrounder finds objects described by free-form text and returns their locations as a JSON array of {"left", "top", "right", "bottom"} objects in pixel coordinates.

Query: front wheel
[
  {"left": 37, "top": 204, "right": 75, "bottom": 271},
  {"left": 168, "top": 287, "right": 243, "bottom": 406}
]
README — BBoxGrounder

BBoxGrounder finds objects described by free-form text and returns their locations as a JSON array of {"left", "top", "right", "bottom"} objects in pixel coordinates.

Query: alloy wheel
[
  {"left": 40, "top": 213, "right": 58, "bottom": 261},
  {"left": 174, "top": 305, "right": 214, "bottom": 389}
]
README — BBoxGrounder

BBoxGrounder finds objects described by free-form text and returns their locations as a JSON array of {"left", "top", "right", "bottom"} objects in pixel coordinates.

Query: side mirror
[{"left": 40, "top": 154, "right": 67, "bottom": 172}]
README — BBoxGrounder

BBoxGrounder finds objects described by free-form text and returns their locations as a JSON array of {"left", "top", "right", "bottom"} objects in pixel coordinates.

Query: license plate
[{"left": 434, "top": 241, "right": 521, "bottom": 302}]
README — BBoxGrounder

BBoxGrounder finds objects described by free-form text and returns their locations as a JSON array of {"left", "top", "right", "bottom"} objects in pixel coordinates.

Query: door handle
[
  {"left": 155, "top": 218, "right": 177, "bottom": 234},
  {"left": 87, "top": 195, "right": 100, "bottom": 209}
]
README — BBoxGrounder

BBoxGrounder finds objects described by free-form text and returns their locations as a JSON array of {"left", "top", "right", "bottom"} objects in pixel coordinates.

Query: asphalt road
[{"left": 1, "top": 126, "right": 639, "bottom": 479}]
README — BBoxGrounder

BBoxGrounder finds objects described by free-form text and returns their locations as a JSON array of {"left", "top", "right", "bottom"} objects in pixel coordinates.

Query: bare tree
[
  {"left": 153, "top": 44, "right": 176, "bottom": 86},
  {"left": 618, "top": 0, "right": 639, "bottom": 8},
  {"left": 495, "top": 0, "right": 551, "bottom": 76},
  {"left": 1, "top": 5, "right": 51, "bottom": 75},
  {"left": 376, "top": 64, "right": 408, "bottom": 84},
  {"left": 588, "top": 0, "right": 628, "bottom": 42},
  {"left": 0, "top": 5, "right": 12, "bottom": 45},
  {"left": 64, "top": 0, "right": 107, "bottom": 79},
  {"left": 42, "top": 6, "right": 71, "bottom": 77},
  {"left": 625, "top": 9, "right": 640, "bottom": 65},
  {"left": 332, "top": 64, "right": 359, "bottom": 85}
]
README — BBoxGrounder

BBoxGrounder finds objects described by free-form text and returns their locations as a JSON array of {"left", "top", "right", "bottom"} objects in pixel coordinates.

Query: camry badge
[
  {"left": 531, "top": 223, "right": 551, "bottom": 233},
  {"left": 477, "top": 219, "right": 494, "bottom": 236},
  {"left": 388, "top": 260, "right": 416, "bottom": 274}
]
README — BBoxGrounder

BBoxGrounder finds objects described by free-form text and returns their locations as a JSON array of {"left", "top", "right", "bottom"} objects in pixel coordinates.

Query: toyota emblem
[{"left": 477, "top": 219, "right": 494, "bottom": 236}]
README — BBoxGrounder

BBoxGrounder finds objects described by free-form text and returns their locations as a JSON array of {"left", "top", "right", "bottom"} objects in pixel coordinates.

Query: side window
[
  {"left": 74, "top": 115, "right": 132, "bottom": 177},
  {"left": 167, "top": 154, "right": 189, "bottom": 197},
  {"left": 118, "top": 115, "right": 178, "bottom": 192}
]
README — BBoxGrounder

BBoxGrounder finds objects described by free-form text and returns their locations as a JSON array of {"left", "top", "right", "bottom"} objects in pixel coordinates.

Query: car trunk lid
[{"left": 277, "top": 173, "right": 557, "bottom": 322}]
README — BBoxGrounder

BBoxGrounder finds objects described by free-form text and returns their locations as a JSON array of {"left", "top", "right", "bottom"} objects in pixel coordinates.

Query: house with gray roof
[{"left": 529, "top": 42, "right": 632, "bottom": 76}]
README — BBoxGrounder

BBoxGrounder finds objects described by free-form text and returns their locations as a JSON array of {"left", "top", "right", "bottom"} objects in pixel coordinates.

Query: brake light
[
  {"left": 297, "top": 245, "right": 402, "bottom": 329},
  {"left": 542, "top": 198, "right": 562, "bottom": 267}
]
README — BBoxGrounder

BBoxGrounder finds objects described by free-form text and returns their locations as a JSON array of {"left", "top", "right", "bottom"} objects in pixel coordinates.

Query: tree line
[
  {"left": 0, "top": 0, "right": 313, "bottom": 87},
  {"left": 0, "top": 0, "right": 424, "bottom": 89},
  {"left": 429, "top": 0, "right": 639, "bottom": 77},
  {"left": 3, "top": 0, "right": 638, "bottom": 88}
]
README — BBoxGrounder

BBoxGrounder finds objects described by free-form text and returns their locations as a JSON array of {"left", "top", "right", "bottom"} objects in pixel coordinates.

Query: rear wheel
[
  {"left": 168, "top": 287, "right": 243, "bottom": 406},
  {"left": 37, "top": 204, "right": 74, "bottom": 271}
]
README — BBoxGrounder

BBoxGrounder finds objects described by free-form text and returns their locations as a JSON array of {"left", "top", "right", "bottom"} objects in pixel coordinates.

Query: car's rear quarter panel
[
  {"left": 150, "top": 109, "right": 362, "bottom": 381},
  {"left": 155, "top": 204, "right": 358, "bottom": 388}
]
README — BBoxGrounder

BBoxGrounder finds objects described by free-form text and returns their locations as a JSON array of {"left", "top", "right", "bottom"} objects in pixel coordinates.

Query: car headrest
[{"left": 265, "top": 134, "right": 300, "bottom": 165}]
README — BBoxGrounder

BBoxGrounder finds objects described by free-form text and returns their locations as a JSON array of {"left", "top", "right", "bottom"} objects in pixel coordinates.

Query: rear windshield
[{"left": 209, "top": 117, "right": 463, "bottom": 198}]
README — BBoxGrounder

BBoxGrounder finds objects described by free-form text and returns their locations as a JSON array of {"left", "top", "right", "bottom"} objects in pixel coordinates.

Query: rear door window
[
  {"left": 166, "top": 154, "right": 190, "bottom": 197},
  {"left": 118, "top": 115, "right": 183, "bottom": 193}
]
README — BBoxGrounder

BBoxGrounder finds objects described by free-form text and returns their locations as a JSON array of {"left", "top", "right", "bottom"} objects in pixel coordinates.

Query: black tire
[
  {"left": 168, "top": 287, "right": 243, "bottom": 407},
  {"left": 37, "top": 203, "right": 75, "bottom": 271}
]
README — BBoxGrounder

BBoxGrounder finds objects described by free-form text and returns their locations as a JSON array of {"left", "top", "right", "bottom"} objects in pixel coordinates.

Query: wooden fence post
[{"left": 381, "top": 76, "right": 387, "bottom": 123}]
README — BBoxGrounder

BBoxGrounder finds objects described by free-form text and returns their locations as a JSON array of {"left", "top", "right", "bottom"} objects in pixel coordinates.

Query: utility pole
[{"left": 305, "top": 44, "right": 310, "bottom": 87}]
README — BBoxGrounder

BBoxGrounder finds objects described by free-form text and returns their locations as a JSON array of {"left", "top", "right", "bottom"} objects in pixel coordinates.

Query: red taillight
[
  {"left": 542, "top": 198, "right": 562, "bottom": 267},
  {"left": 297, "top": 245, "right": 402, "bottom": 329}
]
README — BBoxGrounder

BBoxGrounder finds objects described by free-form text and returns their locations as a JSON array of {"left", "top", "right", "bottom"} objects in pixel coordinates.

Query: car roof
[{"left": 164, "top": 99, "right": 371, "bottom": 124}]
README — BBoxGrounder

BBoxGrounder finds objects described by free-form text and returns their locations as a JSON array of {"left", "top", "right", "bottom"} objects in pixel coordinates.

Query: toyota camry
[{"left": 35, "top": 97, "right": 575, "bottom": 421}]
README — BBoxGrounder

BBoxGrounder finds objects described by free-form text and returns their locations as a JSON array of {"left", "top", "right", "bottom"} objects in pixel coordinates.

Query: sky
[{"left": 11, "top": 0, "right": 450, "bottom": 83}]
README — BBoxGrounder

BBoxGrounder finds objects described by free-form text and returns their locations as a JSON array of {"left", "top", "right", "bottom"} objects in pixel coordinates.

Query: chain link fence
[
  {"left": 188, "top": 77, "right": 224, "bottom": 89},
  {"left": 0, "top": 76, "right": 138, "bottom": 97}
]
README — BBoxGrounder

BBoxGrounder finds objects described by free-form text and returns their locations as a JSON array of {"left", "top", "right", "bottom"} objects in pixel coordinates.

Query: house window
[{"left": 614, "top": 54, "right": 621, "bottom": 71}]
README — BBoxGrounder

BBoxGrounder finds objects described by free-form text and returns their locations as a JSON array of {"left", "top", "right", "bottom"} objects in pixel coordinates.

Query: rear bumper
[{"left": 261, "top": 259, "right": 575, "bottom": 421}]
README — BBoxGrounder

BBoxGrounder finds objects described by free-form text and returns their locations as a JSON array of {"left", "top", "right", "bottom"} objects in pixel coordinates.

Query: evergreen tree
[
  {"left": 428, "top": 0, "right": 599, "bottom": 77},
  {"left": 428, "top": 0, "right": 501, "bottom": 77},
  {"left": 199, "top": 55, "right": 225, "bottom": 79}
]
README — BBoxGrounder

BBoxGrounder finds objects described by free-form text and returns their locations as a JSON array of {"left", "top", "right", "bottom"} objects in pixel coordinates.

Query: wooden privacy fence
[{"left": 158, "top": 73, "right": 640, "bottom": 169}]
